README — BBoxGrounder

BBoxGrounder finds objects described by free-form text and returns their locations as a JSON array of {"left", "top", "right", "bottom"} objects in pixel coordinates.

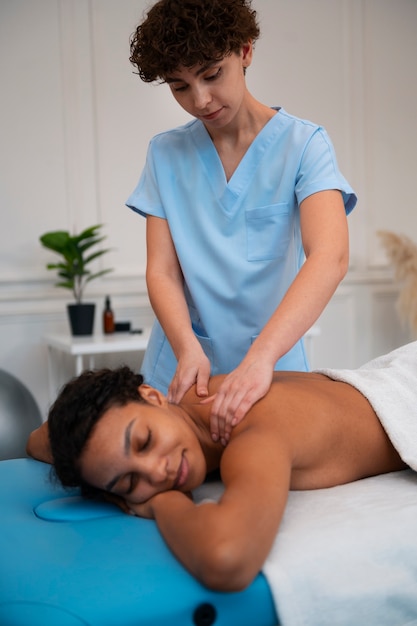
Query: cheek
[
  {"left": 172, "top": 94, "right": 193, "bottom": 112},
  {"left": 80, "top": 459, "right": 102, "bottom": 488},
  {"left": 80, "top": 448, "right": 113, "bottom": 491},
  {"left": 129, "top": 484, "right": 155, "bottom": 505},
  {"left": 169, "top": 87, "right": 185, "bottom": 102}
]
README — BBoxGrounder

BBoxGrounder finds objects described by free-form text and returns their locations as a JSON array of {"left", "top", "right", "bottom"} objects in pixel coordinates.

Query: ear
[
  {"left": 138, "top": 384, "right": 168, "bottom": 407},
  {"left": 241, "top": 41, "right": 253, "bottom": 68}
]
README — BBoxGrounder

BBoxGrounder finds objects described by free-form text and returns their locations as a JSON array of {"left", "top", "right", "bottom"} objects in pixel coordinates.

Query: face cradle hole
[{"left": 193, "top": 602, "right": 217, "bottom": 625}]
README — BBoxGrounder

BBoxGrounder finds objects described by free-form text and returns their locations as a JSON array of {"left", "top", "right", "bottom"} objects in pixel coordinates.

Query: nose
[
  {"left": 143, "top": 454, "right": 169, "bottom": 486},
  {"left": 192, "top": 85, "right": 212, "bottom": 111}
]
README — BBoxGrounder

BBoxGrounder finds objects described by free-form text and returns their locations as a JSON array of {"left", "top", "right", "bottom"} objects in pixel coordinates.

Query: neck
[
  {"left": 170, "top": 396, "right": 224, "bottom": 474},
  {"left": 207, "top": 93, "right": 276, "bottom": 145}
]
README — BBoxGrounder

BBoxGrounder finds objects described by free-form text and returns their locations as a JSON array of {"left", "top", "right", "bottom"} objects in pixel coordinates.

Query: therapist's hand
[
  {"left": 168, "top": 349, "right": 211, "bottom": 404},
  {"left": 203, "top": 361, "right": 273, "bottom": 446}
]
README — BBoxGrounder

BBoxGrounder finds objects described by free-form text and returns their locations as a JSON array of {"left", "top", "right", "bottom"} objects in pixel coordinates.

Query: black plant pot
[{"left": 67, "top": 303, "right": 96, "bottom": 336}]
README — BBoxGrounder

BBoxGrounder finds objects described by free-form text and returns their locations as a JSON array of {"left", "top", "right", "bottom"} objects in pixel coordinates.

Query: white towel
[{"left": 315, "top": 340, "right": 417, "bottom": 471}]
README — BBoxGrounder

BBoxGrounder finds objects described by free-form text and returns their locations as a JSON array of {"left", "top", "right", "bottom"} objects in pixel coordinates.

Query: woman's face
[
  {"left": 79, "top": 388, "right": 207, "bottom": 505},
  {"left": 164, "top": 43, "right": 253, "bottom": 129}
]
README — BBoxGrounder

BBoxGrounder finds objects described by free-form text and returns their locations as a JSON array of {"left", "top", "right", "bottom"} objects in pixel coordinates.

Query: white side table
[{"left": 44, "top": 329, "right": 151, "bottom": 401}]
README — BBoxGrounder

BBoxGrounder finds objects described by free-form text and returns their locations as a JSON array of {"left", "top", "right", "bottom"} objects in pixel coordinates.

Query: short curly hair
[
  {"left": 130, "top": 0, "right": 260, "bottom": 82},
  {"left": 47, "top": 366, "right": 145, "bottom": 494}
]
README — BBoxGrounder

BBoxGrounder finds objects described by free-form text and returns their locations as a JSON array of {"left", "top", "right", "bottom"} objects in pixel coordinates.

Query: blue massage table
[{"left": 0, "top": 458, "right": 278, "bottom": 626}]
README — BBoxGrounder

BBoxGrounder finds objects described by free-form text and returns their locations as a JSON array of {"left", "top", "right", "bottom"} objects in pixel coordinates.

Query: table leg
[
  {"left": 75, "top": 355, "right": 84, "bottom": 376},
  {"left": 47, "top": 346, "right": 56, "bottom": 404}
]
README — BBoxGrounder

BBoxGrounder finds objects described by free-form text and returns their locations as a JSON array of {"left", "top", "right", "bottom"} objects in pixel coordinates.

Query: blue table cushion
[{"left": 0, "top": 458, "right": 278, "bottom": 626}]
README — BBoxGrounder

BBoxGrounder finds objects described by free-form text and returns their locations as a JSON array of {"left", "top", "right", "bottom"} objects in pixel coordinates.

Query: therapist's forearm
[
  {"left": 147, "top": 271, "right": 202, "bottom": 359},
  {"left": 248, "top": 249, "right": 347, "bottom": 367},
  {"left": 247, "top": 188, "right": 349, "bottom": 367}
]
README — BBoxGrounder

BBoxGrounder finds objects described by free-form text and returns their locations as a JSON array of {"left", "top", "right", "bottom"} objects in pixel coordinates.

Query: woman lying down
[{"left": 27, "top": 341, "right": 417, "bottom": 592}]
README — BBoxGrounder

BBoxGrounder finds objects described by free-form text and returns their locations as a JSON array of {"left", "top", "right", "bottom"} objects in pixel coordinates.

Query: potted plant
[{"left": 40, "top": 224, "right": 113, "bottom": 336}]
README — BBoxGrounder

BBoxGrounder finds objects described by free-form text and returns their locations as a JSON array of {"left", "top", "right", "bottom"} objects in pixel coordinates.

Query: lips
[
  {"left": 202, "top": 108, "right": 223, "bottom": 121},
  {"left": 173, "top": 453, "right": 189, "bottom": 490}
]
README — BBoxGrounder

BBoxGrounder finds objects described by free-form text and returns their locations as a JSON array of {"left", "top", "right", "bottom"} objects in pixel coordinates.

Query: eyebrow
[
  {"left": 104, "top": 418, "right": 135, "bottom": 492},
  {"left": 124, "top": 418, "right": 135, "bottom": 455},
  {"left": 165, "top": 62, "right": 218, "bottom": 83}
]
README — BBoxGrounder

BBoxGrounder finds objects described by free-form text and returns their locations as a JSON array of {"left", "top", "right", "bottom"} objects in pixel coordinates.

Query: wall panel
[
  {"left": 363, "top": 0, "right": 417, "bottom": 265},
  {"left": 0, "top": 0, "right": 68, "bottom": 279}
]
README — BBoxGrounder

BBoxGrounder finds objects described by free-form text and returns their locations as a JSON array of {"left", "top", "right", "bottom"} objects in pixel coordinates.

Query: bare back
[{"left": 202, "top": 371, "right": 407, "bottom": 490}]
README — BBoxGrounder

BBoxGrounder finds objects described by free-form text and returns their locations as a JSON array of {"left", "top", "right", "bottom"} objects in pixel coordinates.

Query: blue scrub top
[{"left": 127, "top": 108, "right": 357, "bottom": 392}]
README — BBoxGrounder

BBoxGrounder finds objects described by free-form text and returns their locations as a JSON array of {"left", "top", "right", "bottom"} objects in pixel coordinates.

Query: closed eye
[
  {"left": 125, "top": 431, "right": 152, "bottom": 493},
  {"left": 126, "top": 473, "right": 138, "bottom": 496},
  {"left": 121, "top": 430, "right": 152, "bottom": 495},
  {"left": 172, "top": 83, "right": 187, "bottom": 92},
  {"left": 205, "top": 67, "right": 221, "bottom": 81},
  {"left": 141, "top": 429, "right": 152, "bottom": 451},
  {"left": 170, "top": 67, "right": 222, "bottom": 92}
]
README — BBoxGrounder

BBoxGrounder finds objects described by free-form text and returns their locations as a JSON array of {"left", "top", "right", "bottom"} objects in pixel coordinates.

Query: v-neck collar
[{"left": 190, "top": 109, "right": 282, "bottom": 212}]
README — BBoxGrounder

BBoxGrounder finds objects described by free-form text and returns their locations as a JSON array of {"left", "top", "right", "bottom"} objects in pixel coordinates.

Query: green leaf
[{"left": 39, "top": 224, "right": 113, "bottom": 302}]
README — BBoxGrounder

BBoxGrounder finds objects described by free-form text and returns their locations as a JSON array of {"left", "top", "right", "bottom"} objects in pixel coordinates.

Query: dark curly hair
[
  {"left": 48, "top": 366, "right": 145, "bottom": 494},
  {"left": 130, "top": 0, "right": 260, "bottom": 82}
]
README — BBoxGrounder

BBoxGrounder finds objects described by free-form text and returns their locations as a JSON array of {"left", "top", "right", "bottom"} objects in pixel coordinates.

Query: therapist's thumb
[{"left": 195, "top": 370, "right": 209, "bottom": 397}]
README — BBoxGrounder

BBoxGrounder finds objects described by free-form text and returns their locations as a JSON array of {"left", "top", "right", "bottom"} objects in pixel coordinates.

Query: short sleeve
[
  {"left": 125, "top": 140, "right": 167, "bottom": 219},
  {"left": 295, "top": 128, "right": 357, "bottom": 215}
]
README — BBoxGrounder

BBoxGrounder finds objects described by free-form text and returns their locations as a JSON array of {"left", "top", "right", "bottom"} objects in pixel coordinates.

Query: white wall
[{"left": 0, "top": 0, "right": 416, "bottom": 417}]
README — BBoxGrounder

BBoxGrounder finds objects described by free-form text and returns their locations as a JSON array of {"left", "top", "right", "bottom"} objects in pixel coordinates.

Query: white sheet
[
  {"left": 194, "top": 471, "right": 417, "bottom": 625},
  {"left": 263, "top": 470, "right": 417, "bottom": 625}
]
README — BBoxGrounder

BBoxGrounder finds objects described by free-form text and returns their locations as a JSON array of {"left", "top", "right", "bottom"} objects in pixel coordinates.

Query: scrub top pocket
[{"left": 245, "top": 203, "right": 291, "bottom": 261}]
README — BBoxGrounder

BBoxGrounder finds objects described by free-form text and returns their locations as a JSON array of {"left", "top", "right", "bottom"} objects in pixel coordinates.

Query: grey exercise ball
[{"left": 0, "top": 369, "right": 43, "bottom": 460}]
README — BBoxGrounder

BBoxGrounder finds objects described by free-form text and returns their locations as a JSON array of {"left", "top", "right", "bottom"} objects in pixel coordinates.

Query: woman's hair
[
  {"left": 48, "top": 366, "right": 144, "bottom": 494},
  {"left": 129, "top": 0, "right": 260, "bottom": 82}
]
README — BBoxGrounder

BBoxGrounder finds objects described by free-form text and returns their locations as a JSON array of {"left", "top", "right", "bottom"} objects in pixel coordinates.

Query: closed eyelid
[
  {"left": 110, "top": 470, "right": 138, "bottom": 497},
  {"left": 167, "top": 79, "right": 186, "bottom": 88},
  {"left": 125, "top": 473, "right": 137, "bottom": 496},
  {"left": 206, "top": 67, "right": 221, "bottom": 78},
  {"left": 105, "top": 418, "right": 136, "bottom": 492},
  {"left": 166, "top": 63, "right": 221, "bottom": 86},
  {"left": 142, "top": 429, "right": 152, "bottom": 449}
]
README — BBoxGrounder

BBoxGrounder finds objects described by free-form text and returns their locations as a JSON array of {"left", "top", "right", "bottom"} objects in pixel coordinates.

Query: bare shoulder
[{"left": 219, "top": 403, "right": 293, "bottom": 506}]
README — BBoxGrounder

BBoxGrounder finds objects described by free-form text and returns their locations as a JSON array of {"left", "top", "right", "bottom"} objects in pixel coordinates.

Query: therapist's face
[
  {"left": 164, "top": 43, "right": 253, "bottom": 130},
  {"left": 79, "top": 388, "right": 207, "bottom": 505}
]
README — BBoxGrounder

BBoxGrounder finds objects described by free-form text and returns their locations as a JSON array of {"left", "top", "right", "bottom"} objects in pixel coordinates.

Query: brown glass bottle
[{"left": 103, "top": 295, "right": 115, "bottom": 334}]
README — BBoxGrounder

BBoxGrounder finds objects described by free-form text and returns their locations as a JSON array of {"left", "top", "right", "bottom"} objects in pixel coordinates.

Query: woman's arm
[
  {"left": 209, "top": 189, "right": 349, "bottom": 439},
  {"left": 127, "top": 426, "right": 292, "bottom": 591},
  {"left": 26, "top": 422, "right": 53, "bottom": 464},
  {"left": 146, "top": 215, "right": 211, "bottom": 400}
]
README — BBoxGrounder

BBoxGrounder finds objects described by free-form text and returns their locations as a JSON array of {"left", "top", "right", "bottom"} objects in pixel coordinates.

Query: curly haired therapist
[{"left": 126, "top": 0, "right": 357, "bottom": 445}]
